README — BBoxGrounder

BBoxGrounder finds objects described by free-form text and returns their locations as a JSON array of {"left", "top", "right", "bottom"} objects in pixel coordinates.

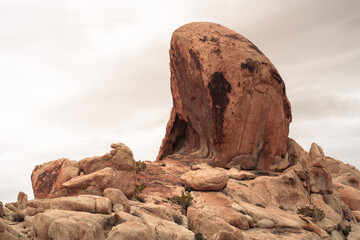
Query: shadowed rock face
[{"left": 157, "top": 22, "right": 292, "bottom": 170}]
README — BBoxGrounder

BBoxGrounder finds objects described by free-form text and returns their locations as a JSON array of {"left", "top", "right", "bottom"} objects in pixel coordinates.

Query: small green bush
[
  {"left": 134, "top": 183, "right": 146, "bottom": 202},
  {"left": 136, "top": 161, "right": 147, "bottom": 173},
  {"left": 135, "top": 183, "right": 146, "bottom": 195},
  {"left": 194, "top": 232, "right": 206, "bottom": 240},
  {"left": 255, "top": 203, "right": 265, "bottom": 208},
  {"left": 184, "top": 184, "right": 193, "bottom": 192},
  {"left": 239, "top": 183, "right": 248, "bottom": 187},
  {"left": 170, "top": 192, "right": 193, "bottom": 213},
  {"left": 297, "top": 205, "right": 325, "bottom": 221}
]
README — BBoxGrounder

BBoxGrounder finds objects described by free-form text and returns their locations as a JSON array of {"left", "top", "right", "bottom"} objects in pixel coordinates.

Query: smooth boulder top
[{"left": 157, "top": 22, "right": 292, "bottom": 171}]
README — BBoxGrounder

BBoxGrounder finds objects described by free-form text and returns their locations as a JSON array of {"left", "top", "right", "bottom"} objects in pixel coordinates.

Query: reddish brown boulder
[
  {"left": 31, "top": 143, "right": 136, "bottom": 199},
  {"left": 157, "top": 22, "right": 291, "bottom": 170},
  {"left": 31, "top": 158, "right": 79, "bottom": 199}
]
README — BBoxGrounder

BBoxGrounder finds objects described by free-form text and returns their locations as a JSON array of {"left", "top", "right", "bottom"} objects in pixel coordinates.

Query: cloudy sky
[{"left": 1, "top": 0, "right": 359, "bottom": 203}]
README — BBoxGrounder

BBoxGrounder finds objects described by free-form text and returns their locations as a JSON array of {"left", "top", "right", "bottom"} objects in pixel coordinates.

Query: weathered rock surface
[
  {"left": 31, "top": 158, "right": 79, "bottom": 199},
  {"left": 103, "top": 188, "right": 130, "bottom": 213},
  {"left": 34, "top": 210, "right": 106, "bottom": 240},
  {"left": 31, "top": 143, "right": 136, "bottom": 199},
  {"left": 180, "top": 168, "right": 229, "bottom": 191},
  {"left": 157, "top": 22, "right": 292, "bottom": 171}
]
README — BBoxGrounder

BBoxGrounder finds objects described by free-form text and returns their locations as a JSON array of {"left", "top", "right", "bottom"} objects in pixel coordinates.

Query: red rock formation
[
  {"left": 157, "top": 22, "right": 292, "bottom": 170},
  {"left": 31, "top": 143, "right": 136, "bottom": 199}
]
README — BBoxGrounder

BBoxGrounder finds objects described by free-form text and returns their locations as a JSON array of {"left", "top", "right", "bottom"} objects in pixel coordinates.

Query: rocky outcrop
[
  {"left": 2, "top": 22, "right": 360, "bottom": 240},
  {"left": 31, "top": 143, "right": 136, "bottom": 199},
  {"left": 157, "top": 22, "right": 292, "bottom": 171}
]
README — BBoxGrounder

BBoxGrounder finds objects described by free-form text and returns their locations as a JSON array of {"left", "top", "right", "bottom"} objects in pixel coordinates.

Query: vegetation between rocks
[
  {"left": 136, "top": 161, "right": 147, "bottom": 173},
  {"left": 297, "top": 205, "right": 325, "bottom": 221},
  {"left": 194, "top": 232, "right": 206, "bottom": 240},
  {"left": 135, "top": 183, "right": 147, "bottom": 202},
  {"left": 170, "top": 192, "right": 193, "bottom": 214}
]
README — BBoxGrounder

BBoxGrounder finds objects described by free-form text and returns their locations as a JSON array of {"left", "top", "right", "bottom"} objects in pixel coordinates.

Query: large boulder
[
  {"left": 79, "top": 143, "right": 136, "bottom": 198},
  {"left": 308, "top": 143, "right": 333, "bottom": 194},
  {"left": 31, "top": 158, "right": 79, "bottom": 199},
  {"left": 157, "top": 22, "right": 292, "bottom": 171},
  {"left": 33, "top": 210, "right": 106, "bottom": 240},
  {"left": 31, "top": 143, "right": 136, "bottom": 199},
  {"left": 180, "top": 168, "right": 229, "bottom": 191}
]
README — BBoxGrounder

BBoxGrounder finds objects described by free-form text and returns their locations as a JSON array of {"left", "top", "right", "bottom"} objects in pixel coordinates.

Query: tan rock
[
  {"left": 187, "top": 206, "right": 244, "bottom": 239},
  {"left": 250, "top": 171, "right": 310, "bottom": 211},
  {"left": 211, "top": 230, "right": 243, "bottom": 240},
  {"left": 0, "top": 201, "right": 3, "bottom": 217},
  {"left": 103, "top": 188, "right": 130, "bottom": 213},
  {"left": 180, "top": 169, "right": 229, "bottom": 191},
  {"left": 309, "top": 143, "right": 325, "bottom": 167},
  {"left": 227, "top": 168, "right": 256, "bottom": 180},
  {"left": 62, "top": 167, "right": 117, "bottom": 196},
  {"left": 48, "top": 217, "right": 104, "bottom": 240},
  {"left": 238, "top": 201, "right": 301, "bottom": 229},
  {"left": 256, "top": 218, "right": 275, "bottom": 228},
  {"left": 31, "top": 158, "right": 79, "bottom": 199},
  {"left": 157, "top": 22, "right": 292, "bottom": 171},
  {"left": 311, "top": 194, "right": 342, "bottom": 230},
  {"left": 107, "top": 221, "right": 154, "bottom": 240},
  {"left": 334, "top": 182, "right": 360, "bottom": 211},
  {"left": 353, "top": 211, "right": 360, "bottom": 222},
  {"left": 33, "top": 209, "right": 106, "bottom": 240},
  {"left": 16, "top": 192, "right": 28, "bottom": 210},
  {"left": 137, "top": 203, "right": 175, "bottom": 221},
  {"left": 50, "top": 195, "right": 95, "bottom": 213},
  {"left": 31, "top": 143, "right": 136, "bottom": 199},
  {"left": 309, "top": 166, "right": 333, "bottom": 194},
  {"left": 79, "top": 143, "right": 136, "bottom": 198}
]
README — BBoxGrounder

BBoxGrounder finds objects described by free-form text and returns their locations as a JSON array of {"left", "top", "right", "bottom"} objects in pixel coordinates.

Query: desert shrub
[
  {"left": 184, "top": 184, "right": 193, "bottom": 192},
  {"left": 239, "top": 183, "right": 248, "bottom": 187},
  {"left": 13, "top": 212, "right": 25, "bottom": 222},
  {"left": 342, "top": 225, "right": 351, "bottom": 237},
  {"left": 279, "top": 205, "right": 286, "bottom": 211},
  {"left": 173, "top": 214, "right": 183, "bottom": 225},
  {"left": 136, "top": 161, "right": 147, "bottom": 173},
  {"left": 170, "top": 192, "right": 193, "bottom": 213},
  {"left": 135, "top": 183, "right": 146, "bottom": 195},
  {"left": 134, "top": 183, "right": 146, "bottom": 202},
  {"left": 297, "top": 205, "right": 325, "bottom": 221},
  {"left": 255, "top": 203, "right": 265, "bottom": 208},
  {"left": 194, "top": 232, "right": 206, "bottom": 240}
]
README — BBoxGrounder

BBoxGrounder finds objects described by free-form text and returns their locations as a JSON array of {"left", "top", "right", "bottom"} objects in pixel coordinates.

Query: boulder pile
[{"left": 1, "top": 22, "right": 360, "bottom": 240}]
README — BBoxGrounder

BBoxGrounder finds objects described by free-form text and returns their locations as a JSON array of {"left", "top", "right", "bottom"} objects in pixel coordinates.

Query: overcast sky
[{"left": 1, "top": 0, "right": 359, "bottom": 203}]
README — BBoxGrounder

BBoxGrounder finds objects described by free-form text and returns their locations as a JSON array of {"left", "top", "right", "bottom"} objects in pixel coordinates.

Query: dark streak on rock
[
  {"left": 208, "top": 72, "right": 231, "bottom": 147},
  {"left": 270, "top": 68, "right": 283, "bottom": 83},
  {"left": 225, "top": 34, "right": 241, "bottom": 41},
  {"left": 189, "top": 49, "right": 201, "bottom": 71},
  {"left": 199, "top": 36, "right": 208, "bottom": 42},
  {"left": 36, "top": 160, "right": 65, "bottom": 196}
]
